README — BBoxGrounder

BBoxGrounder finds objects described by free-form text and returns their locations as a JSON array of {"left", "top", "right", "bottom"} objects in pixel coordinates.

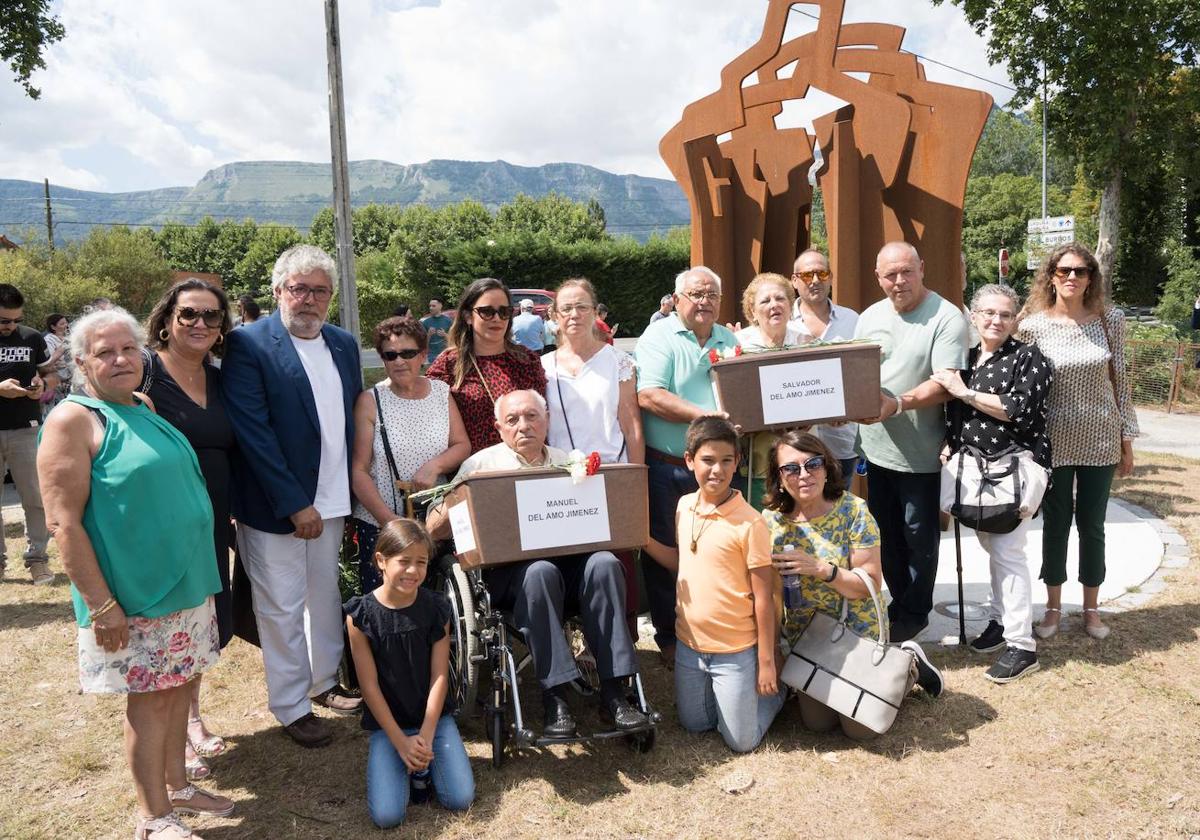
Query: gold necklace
[{"left": 689, "top": 489, "right": 734, "bottom": 552}]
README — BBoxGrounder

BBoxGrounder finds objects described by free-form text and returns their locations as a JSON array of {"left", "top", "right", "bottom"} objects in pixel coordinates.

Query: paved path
[{"left": 1133, "top": 406, "right": 1200, "bottom": 459}]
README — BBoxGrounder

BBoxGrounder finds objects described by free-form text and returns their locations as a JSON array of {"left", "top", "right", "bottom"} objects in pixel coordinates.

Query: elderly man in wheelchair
[{"left": 426, "top": 389, "right": 649, "bottom": 739}]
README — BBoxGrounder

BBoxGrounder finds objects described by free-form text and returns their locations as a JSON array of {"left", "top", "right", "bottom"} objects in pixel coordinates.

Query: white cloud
[{"left": 1, "top": 0, "right": 1011, "bottom": 192}]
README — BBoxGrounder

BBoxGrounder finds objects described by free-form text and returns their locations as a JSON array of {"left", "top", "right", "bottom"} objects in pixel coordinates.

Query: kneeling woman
[
  {"left": 345, "top": 519, "right": 474, "bottom": 829},
  {"left": 762, "top": 432, "right": 943, "bottom": 740}
]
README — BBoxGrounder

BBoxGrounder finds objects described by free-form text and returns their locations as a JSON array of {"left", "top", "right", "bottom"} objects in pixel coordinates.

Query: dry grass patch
[{"left": 2, "top": 451, "right": 1199, "bottom": 838}]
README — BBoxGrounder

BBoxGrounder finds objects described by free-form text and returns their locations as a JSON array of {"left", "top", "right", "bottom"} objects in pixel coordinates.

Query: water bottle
[
  {"left": 410, "top": 767, "right": 432, "bottom": 804},
  {"left": 781, "top": 544, "right": 802, "bottom": 610}
]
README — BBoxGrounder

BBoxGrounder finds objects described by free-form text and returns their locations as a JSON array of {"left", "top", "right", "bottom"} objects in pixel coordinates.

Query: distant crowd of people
[{"left": 7, "top": 235, "right": 1137, "bottom": 837}]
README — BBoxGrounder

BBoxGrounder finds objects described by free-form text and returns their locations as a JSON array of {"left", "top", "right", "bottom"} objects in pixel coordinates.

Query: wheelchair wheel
[
  {"left": 489, "top": 707, "right": 506, "bottom": 769},
  {"left": 627, "top": 727, "right": 656, "bottom": 753},
  {"left": 437, "top": 557, "right": 479, "bottom": 713}
]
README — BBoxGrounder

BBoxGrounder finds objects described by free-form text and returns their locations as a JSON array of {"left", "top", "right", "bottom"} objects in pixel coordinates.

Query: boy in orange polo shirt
[{"left": 644, "top": 416, "right": 784, "bottom": 752}]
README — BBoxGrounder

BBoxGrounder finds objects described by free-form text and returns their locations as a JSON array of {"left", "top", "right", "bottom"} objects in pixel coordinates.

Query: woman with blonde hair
[
  {"left": 735, "top": 273, "right": 802, "bottom": 350},
  {"left": 1016, "top": 244, "right": 1138, "bottom": 641}
]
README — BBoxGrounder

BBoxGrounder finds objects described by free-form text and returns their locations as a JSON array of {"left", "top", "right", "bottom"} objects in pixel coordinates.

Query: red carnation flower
[
  {"left": 585, "top": 451, "right": 601, "bottom": 476},
  {"left": 733, "top": 345, "right": 743, "bottom": 357},
  {"left": 707, "top": 348, "right": 720, "bottom": 365}
]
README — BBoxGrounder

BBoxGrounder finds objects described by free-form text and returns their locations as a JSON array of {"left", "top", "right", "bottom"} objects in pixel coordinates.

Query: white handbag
[
  {"left": 780, "top": 568, "right": 914, "bottom": 735},
  {"left": 939, "top": 445, "right": 1050, "bottom": 534}
]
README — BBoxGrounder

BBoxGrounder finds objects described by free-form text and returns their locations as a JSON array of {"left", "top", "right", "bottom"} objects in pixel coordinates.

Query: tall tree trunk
[{"left": 1095, "top": 166, "right": 1122, "bottom": 302}]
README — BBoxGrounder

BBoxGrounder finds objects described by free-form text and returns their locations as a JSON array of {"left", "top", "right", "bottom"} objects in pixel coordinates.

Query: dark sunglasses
[
  {"left": 175, "top": 307, "right": 225, "bottom": 328},
  {"left": 473, "top": 305, "right": 512, "bottom": 321},
  {"left": 380, "top": 348, "right": 423, "bottom": 361},
  {"left": 779, "top": 456, "right": 826, "bottom": 477},
  {"left": 1052, "top": 265, "right": 1091, "bottom": 280},
  {"left": 792, "top": 269, "right": 831, "bottom": 282},
  {"left": 0, "top": 317, "right": 23, "bottom": 325}
]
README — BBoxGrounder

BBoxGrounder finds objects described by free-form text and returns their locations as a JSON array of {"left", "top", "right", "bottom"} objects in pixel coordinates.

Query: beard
[{"left": 281, "top": 307, "right": 324, "bottom": 339}]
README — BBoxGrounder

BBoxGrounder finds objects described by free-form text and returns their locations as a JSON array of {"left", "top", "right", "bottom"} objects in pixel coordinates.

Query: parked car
[{"left": 510, "top": 288, "right": 556, "bottom": 318}]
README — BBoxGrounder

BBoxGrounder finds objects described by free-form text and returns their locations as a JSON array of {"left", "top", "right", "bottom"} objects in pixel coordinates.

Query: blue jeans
[
  {"left": 674, "top": 641, "right": 784, "bottom": 753},
  {"left": 366, "top": 715, "right": 474, "bottom": 828},
  {"left": 865, "top": 463, "right": 941, "bottom": 626}
]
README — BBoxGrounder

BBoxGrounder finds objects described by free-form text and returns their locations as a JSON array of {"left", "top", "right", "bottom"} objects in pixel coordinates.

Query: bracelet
[
  {"left": 824, "top": 563, "right": 839, "bottom": 583},
  {"left": 89, "top": 597, "right": 118, "bottom": 622}
]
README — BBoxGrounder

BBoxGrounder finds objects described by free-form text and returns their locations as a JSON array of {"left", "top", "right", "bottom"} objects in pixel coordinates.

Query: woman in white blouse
[
  {"left": 542, "top": 278, "right": 644, "bottom": 465},
  {"left": 1017, "top": 244, "right": 1138, "bottom": 641}
]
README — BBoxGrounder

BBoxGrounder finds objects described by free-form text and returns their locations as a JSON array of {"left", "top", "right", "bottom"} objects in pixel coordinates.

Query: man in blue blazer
[{"left": 222, "top": 244, "right": 363, "bottom": 748}]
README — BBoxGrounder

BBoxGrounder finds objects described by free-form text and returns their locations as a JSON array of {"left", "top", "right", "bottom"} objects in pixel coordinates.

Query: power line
[{"left": 786, "top": 5, "right": 1018, "bottom": 94}]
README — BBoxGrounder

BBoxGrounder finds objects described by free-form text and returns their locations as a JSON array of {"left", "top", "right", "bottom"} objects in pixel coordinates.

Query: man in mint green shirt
[
  {"left": 855, "top": 242, "right": 968, "bottom": 644},
  {"left": 635, "top": 266, "right": 738, "bottom": 658}
]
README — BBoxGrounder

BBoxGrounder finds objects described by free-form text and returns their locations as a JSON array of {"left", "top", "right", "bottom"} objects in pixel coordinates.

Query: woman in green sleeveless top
[{"left": 37, "top": 309, "right": 234, "bottom": 840}]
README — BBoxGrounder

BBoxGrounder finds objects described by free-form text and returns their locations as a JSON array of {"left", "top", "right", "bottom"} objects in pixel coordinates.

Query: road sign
[
  {"left": 1026, "top": 215, "right": 1076, "bottom": 269},
  {"left": 1027, "top": 215, "right": 1075, "bottom": 234},
  {"left": 999, "top": 248, "right": 1010, "bottom": 278}
]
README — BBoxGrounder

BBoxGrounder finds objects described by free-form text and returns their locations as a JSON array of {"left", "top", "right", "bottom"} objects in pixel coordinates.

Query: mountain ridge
[{"left": 0, "top": 159, "right": 690, "bottom": 242}]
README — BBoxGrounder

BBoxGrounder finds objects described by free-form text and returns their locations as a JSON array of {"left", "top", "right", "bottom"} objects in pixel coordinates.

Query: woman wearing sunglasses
[
  {"left": 761, "top": 431, "right": 942, "bottom": 739},
  {"left": 350, "top": 316, "right": 470, "bottom": 589},
  {"left": 427, "top": 278, "right": 547, "bottom": 453},
  {"left": 1016, "top": 244, "right": 1138, "bottom": 641},
  {"left": 142, "top": 278, "right": 236, "bottom": 785}
]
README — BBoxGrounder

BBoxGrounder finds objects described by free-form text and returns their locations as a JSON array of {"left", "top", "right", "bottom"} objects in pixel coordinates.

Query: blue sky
[{"left": 2, "top": 0, "right": 1012, "bottom": 193}]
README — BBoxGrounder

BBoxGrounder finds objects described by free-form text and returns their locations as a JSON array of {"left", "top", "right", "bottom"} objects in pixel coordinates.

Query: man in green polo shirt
[
  {"left": 855, "top": 241, "right": 968, "bottom": 643},
  {"left": 635, "top": 266, "right": 739, "bottom": 661}
]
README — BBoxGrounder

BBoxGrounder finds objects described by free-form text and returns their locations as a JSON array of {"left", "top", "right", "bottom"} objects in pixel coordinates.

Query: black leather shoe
[
  {"left": 601, "top": 697, "right": 649, "bottom": 731},
  {"left": 542, "top": 690, "right": 577, "bottom": 739}
]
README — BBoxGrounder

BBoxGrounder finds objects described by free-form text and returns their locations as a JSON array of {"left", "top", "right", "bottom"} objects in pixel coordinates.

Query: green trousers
[{"left": 1039, "top": 464, "right": 1116, "bottom": 588}]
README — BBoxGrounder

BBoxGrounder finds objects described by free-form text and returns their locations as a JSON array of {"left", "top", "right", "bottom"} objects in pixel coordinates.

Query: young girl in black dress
[{"left": 344, "top": 519, "right": 475, "bottom": 828}]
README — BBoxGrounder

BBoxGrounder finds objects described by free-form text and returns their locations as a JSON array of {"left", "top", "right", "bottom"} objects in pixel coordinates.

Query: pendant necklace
[{"left": 690, "top": 489, "right": 735, "bottom": 552}]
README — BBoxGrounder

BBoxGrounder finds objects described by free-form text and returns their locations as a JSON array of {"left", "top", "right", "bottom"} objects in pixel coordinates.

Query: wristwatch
[{"left": 824, "top": 563, "right": 839, "bottom": 583}]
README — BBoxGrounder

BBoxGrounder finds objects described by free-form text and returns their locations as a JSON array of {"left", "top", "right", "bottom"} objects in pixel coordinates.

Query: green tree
[
  {"left": 2, "top": 0, "right": 64, "bottom": 99},
  {"left": 71, "top": 226, "right": 173, "bottom": 316},
  {"left": 961, "top": 173, "right": 1069, "bottom": 294},
  {"left": 233, "top": 223, "right": 302, "bottom": 298},
  {"left": 0, "top": 248, "right": 115, "bottom": 329},
  {"left": 493, "top": 193, "right": 607, "bottom": 241},
  {"left": 936, "top": 0, "right": 1200, "bottom": 290}
]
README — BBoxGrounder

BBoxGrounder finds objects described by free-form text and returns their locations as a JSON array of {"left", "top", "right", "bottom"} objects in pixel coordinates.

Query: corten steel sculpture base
[{"left": 660, "top": 0, "right": 993, "bottom": 322}]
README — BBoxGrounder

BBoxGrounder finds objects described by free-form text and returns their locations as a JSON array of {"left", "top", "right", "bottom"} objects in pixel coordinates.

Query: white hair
[
  {"left": 68, "top": 307, "right": 146, "bottom": 388},
  {"left": 493, "top": 389, "right": 548, "bottom": 421},
  {"left": 970, "top": 283, "right": 1021, "bottom": 313},
  {"left": 674, "top": 266, "right": 722, "bottom": 295},
  {"left": 519, "top": 298, "right": 534, "bottom": 311},
  {"left": 271, "top": 244, "right": 338, "bottom": 291}
]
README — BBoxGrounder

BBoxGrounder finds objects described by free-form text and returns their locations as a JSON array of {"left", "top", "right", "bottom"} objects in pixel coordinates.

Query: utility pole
[
  {"left": 1041, "top": 60, "right": 1048, "bottom": 222},
  {"left": 324, "top": 0, "right": 360, "bottom": 347},
  {"left": 43, "top": 178, "right": 54, "bottom": 251}
]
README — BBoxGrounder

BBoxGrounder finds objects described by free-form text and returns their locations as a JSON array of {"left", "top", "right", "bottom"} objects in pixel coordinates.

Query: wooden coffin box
[
  {"left": 711, "top": 343, "right": 882, "bottom": 433},
  {"left": 443, "top": 463, "right": 649, "bottom": 570}
]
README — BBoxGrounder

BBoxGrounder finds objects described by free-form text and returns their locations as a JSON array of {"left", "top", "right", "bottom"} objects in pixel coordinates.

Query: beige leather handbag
[{"left": 780, "top": 568, "right": 914, "bottom": 735}]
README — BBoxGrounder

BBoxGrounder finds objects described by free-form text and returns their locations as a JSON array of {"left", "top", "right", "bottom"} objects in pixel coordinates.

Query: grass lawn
[{"left": 2, "top": 452, "right": 1199, "bottom": 838}]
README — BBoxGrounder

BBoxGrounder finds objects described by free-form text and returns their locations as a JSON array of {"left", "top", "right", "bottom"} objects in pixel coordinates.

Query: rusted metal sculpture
[{"left": 660, "top": 0, "right": 993, "bottom": 321}]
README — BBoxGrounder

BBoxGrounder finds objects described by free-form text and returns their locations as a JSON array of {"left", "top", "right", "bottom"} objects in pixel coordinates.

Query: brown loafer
[
  {"left": 312, "top": 688, "right": 362, "bottom": 716},
  {"left": 283, "top": 713, "right": 333, "bottom": 748}
]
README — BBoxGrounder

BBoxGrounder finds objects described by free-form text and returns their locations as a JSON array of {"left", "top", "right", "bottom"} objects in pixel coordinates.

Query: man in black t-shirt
[{"left": 0, "top": 284, "right": 55, "bottom": 584}]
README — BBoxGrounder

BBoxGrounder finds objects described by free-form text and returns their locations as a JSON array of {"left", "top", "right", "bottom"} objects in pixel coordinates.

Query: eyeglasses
[
  {"left": 472, "top": 305, "right": 512, "bottom": 321},
  {"left": 284, "top": 283, "right": 333, "bottom": 302},
  {"left": 380, "top": 348, "right": 423, "bottom": 361},
  {"left": 973, "top": 309, "right": 1016, "bottom": 322},
  {"left": 175, "top": 307, "right": 225, "bottom": 328},
  {"left": 1053, "top": 266, "right": 1091, "bottom": 280},
  {"left": 557, "top": 303, "right": 595, "bottom": 315},
  {"left": 779, "top": 456, "right": 825, "bottom": 477},
  {"left": 792, "top": 269, "right": 831, "bottom": 282},
  {"left": 682, "top": 290, "right": 721, "bottom": 303},
  {"left": 0, "top": 317, "right": 22, "bottom": 325}
]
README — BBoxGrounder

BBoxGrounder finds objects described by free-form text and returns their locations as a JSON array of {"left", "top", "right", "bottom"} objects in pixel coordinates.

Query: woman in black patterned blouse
[{"left": 931, "top": 284, "right": 1052, "bottom": 684}]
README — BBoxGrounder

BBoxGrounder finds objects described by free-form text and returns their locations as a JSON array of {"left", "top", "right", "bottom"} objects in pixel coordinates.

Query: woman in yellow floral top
[{"left": 762, "top": 431, "right": 942, "bottom": 739}]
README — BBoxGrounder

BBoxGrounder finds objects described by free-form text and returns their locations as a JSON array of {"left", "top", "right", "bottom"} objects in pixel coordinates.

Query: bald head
[
  {"left": 874, "top": 241, "right": 927, "bottom": 313},
  {"left": 494, "top": 389, "right": 549, "bottom": 462}
]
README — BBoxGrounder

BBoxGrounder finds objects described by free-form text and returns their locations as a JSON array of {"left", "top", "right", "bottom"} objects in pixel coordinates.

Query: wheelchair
[{"left": 427, "top": 550, "right": 661, "bottom": 768}]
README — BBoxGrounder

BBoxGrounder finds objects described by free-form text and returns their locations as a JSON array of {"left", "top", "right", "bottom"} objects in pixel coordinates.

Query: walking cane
[{"left": 953, "top": 518, "right": 967, "bottom": 646}]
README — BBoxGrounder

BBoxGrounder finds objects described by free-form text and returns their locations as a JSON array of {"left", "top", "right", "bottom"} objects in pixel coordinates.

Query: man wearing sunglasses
[
  {"left": 222, "top": 244, "right": 364, "bottom": 748},
  {"left": 854, "top": 242, "right": 968, "bottom": 643},
  {"left": 635, "top": 266, "right": 740, "bottom": 665},
  {"left": 0, "top": 284, "right": 55, "bottom": 584},
  {"left": 788, "top": 250, "right": 862, "bottom": 479}
]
